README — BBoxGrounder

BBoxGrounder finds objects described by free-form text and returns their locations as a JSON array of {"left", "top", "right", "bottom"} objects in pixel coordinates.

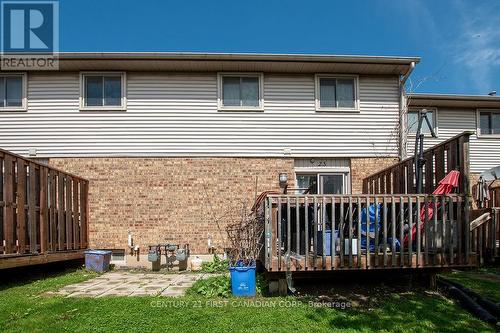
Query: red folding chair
[{"left": 403, "top": 170, "right": 460, "bottom": 247}]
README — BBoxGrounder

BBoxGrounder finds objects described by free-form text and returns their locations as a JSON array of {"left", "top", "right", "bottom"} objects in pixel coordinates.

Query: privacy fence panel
[{"left": 0, "top": 149, "right": 89, "bottom": 256}]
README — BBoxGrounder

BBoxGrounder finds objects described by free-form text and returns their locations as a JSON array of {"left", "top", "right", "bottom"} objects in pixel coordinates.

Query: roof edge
[
  {"left": 409, "top": 93, "right": 500, "bottom": 102},
  {"left": 54, "top": 52, "right": 421, "bottom": 64}
]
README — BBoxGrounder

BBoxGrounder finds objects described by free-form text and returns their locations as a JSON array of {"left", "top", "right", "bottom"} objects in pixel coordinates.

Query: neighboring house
[
  {"left": 0, "top": 52, "right": 428, "bottom": 265},
  {"left": 407, "top": 93, "right": 500, "bottom": 180}
]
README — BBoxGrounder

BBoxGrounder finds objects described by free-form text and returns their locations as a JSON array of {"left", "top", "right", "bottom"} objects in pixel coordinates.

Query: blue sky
[{"left": 59, "top": 0, "right": 500, "bottom": 95}]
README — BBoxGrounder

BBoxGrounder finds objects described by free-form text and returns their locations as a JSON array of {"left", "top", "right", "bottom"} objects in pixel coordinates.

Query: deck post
[
  {"left": 277, "top": 197, "right": 282, "bottom": 271},
  {"left": 16, "top": 159, "right": 26, "bottom": 254},
  {"left": 464, "top": 195, "right": 471, "bottom": 265},
  {"left": 313, "top": 197, "right": 318, "bottom": 269},
  {"left": 264, "top": 196, "right": 271, "bottom": 270},
  {"left": 3, "top": 155, "right": 14, "bottom": 254},
  {"left": 28, "top": 163, "right": 37, "bottom": 254},
  {"left": 322, "top": 196, "right": 326, "bottom": 269},
  {"left": 40, "top": 167, "right": 49, "bottom": 254},
  {"left": 416, "top": 196, "right": 421, "bottom": 267}
]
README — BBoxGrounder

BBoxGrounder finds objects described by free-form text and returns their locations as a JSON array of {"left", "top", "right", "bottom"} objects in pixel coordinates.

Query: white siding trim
[{"left": 295, "top": 167, "right": 351, "bottom": 173}]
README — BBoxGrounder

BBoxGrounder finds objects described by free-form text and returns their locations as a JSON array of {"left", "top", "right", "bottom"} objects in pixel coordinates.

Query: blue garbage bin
[
  {"left": 84, "top": 250, "right": 112, "bottom": 272},
  {"left": 229, "top": 264, "right": 256, "bottom": 297}
]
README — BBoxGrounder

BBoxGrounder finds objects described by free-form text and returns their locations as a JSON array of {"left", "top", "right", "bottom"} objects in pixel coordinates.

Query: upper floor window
[
  {"left": 478, "top": 110, "right": 500, "bottom": 136},
  {"left": 217, "top": 73, "right": 263, "bottom": 111},
  {"left": 407, "top": 108, "right": 437, "bottom": 135},
  {"left": 80, "top": 72, "right": 126, "bottom": 110},
  {"left": 0, "top": 73, "right": 26, "bottom": 111},
  {"left": 315, "top": 75, "right": 358, "bottom": 111}
]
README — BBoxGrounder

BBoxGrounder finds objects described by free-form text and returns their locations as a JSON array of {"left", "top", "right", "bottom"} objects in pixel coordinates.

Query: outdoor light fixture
[{"left": 279, "top": 173, "right": 288, "bottom": 186}]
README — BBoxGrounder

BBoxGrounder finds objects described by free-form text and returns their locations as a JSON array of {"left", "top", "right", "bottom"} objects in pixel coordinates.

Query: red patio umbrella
[{"left": 404, "top": 170, "right": 460, "bottom": 246}]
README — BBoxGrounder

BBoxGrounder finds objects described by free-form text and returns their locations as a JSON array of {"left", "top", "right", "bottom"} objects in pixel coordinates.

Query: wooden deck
[
  {"left": 261, "top": 132, "right": 479, "bottom": 273},
  {"left": 0, "top": 250, "right": 85, "bottom": 269},
  {"left": 0, "top": 148, "right": 89, "bottom": 269},
  {"left": 262, "top": 194, "right": 475, "bottom": 272}
]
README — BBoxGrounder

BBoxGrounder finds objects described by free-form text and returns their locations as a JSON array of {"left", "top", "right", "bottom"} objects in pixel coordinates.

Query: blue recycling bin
[
  {"left": 84, "top": 250, "right": 112, "bottom": 273},
  {"left": 229, "top": 264, "right": 256, "bottom": 297}
]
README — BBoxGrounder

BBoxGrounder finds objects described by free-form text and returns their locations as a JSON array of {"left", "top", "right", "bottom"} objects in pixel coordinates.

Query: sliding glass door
[
  {"left": 319, "top": 174, "right": 344, "bottom": 194},
  {"left": 296, "top": 173, "right": 347, "bottom": 194}
]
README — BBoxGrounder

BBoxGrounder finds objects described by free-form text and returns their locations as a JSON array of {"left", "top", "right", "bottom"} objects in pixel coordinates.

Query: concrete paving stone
[
  {"left": 129, "top": 291, "right": 155, "bottom": 296},
  {"left": 54, "top": 271, "right": 212, "bottom": 298},
  {"left": 58, "top": 285, "right": 81, "bottom": 292},
  {"left": 162, "top": 285, "right": 187, "bottom": 291},
  {"left": 67, "top": 290, "right": 104, "bottom": 297},
  {"left": 160, "top": 289, "right": 185, "bottom": 297},
  {"left": 104, "top": 280, "right": 128, "bottom": 284},
  {"left": 111, "top": 286, "right": 134, "bottom": 291},
  {"left": 49, "top": 290, "right": 70, "bottom": 296},
  {"left": 143, "top": 286, "right": 165, "bottom": 291},
  {"left": 97, "top": 291, "right": 133, "bottom": 297},
  {"left": 143, "top": 285, "right": 165, "bottom": 290}
]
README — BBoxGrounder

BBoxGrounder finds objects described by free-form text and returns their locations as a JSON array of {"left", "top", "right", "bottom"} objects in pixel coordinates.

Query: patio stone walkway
[{"left": 52, "top": 271, "right": 217, "bottom": 297}]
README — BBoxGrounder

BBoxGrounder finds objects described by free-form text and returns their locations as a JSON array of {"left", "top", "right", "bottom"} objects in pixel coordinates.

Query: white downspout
[{"left": 399, "top": 61, "right": 416, "bottom": 160}]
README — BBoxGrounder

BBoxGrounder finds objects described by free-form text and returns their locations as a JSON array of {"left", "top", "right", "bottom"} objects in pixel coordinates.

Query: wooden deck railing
[
  {"left": 362, "top": 132, "right": 473, "bottom": 195},
  {"left": 262, "top": 193, "right": 474, "bottom": 272},
  {"left": 490, "top": 185, "right": 500, "bottom": 208},
  {"left": 0, "top": 149, "right": 89, "bottom": 256},
  {"left": 471, "top": 207, "right": 499, "bottom": 264}
]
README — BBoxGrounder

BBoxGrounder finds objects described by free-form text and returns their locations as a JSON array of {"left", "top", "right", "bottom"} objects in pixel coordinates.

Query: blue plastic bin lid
[
  {"left": 229, "top": 266, "right": 256, "bottom": 272},
  {"left": 84, "top": 250, "right": 112, "bottom": 255}
]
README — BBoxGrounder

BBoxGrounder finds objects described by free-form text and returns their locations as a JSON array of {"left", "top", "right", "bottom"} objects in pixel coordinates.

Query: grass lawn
[
  {"left": 0, "top": 268, "right": 495, "bottom": 333},
  {"left": 441, "top": 267, "right": 500, "bottom": 303}
]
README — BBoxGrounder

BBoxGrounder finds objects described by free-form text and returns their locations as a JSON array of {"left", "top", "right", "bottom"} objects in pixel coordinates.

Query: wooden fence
[
  {"left": 363, "top": 132, "right": 473, "bottom": 195},
  {"left": 0, "top": 149, "right": 89, "bottom": 257},
  {"left": 262, "top": 193, "right": 474, "bottom": 272}
]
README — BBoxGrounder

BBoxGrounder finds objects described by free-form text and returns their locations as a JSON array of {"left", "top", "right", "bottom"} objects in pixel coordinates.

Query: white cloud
[
  {"left": 399, "top": 0, "right": 500, "bottom": 93},
  {"left": 448, "top": 0, "right": 500, "bottom": 92}
]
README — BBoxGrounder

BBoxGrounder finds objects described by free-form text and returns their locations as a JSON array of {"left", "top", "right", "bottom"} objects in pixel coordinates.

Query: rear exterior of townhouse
[
  {"left": 407, "top": 94, "right": 500, "bottom": 183},
  {"left": 0, "top": 53, "right": 418, "bottom": 265}
]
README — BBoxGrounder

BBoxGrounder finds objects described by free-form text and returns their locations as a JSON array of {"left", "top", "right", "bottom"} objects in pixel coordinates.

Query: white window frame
[
  {"left": 0, "top": 72, "right": 27, "bottom": 112},
  {"left": 217, "top": 72, "right": 264, "bottom": 111},
  {"left": 476, "top": 109, "right": 500, "bottom": 138},
  {"left": 407, "top": 107, "right": 439, "bottom": 137},
  {"left": 314, "top": 74, "right": 359, "bottom": 112},
  {"left": 79, "top": 72, "right": 127, "bottom": 111}
]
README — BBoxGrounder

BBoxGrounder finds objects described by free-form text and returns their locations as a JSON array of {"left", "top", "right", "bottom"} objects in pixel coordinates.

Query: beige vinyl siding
[
  {"left": 406, "top": 107, "right": 500, "bottom": 173},
  {"left": 0, "top": 72, "right": 400, "bottom": 158}
]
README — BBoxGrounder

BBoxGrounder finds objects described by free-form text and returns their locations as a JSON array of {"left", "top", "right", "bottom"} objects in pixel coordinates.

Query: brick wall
[
  {"left": 49, "top": 156, "right": 398, "bottom": 256},
  {"left": 350, "top": 157, "right": 399, "bottom": 194},
  {"left": 49, "top": 157, "right": 294, "bottom": 254}
]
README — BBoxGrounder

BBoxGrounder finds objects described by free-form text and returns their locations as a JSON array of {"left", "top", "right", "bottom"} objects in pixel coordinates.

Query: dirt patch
[{"left": 291, "top": 275, "right": 434, "bottom": 309}]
